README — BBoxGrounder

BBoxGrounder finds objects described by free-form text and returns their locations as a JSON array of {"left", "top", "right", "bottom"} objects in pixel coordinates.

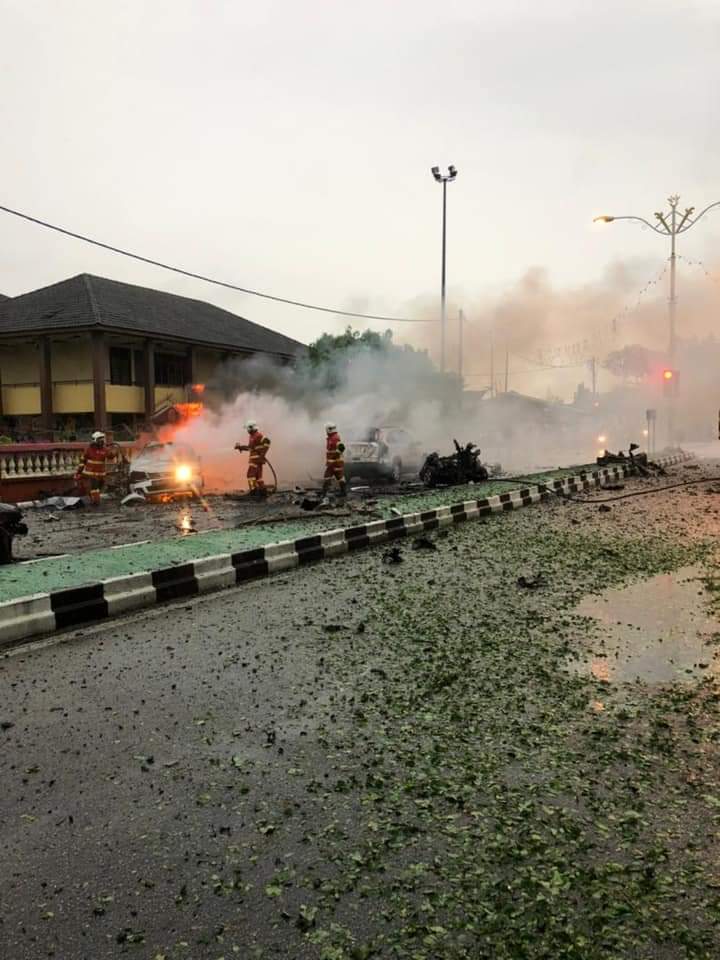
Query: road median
[{"left": 0, "top": 452, "right": 692, "bottom": 647}]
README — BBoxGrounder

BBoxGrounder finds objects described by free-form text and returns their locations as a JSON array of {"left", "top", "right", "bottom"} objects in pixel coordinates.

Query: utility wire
[{"left": 0, "top": 203, "right": 435, "bottom": 324}]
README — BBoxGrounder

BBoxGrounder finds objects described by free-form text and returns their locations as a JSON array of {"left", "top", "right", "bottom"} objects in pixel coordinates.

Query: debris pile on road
[
  {"left": 0, "top": 503, "right": 28, "bottom": 564},
  {"left": 419, "top": 440, "right": 491, "bottom": 488},
  {"left": 35, "top": 496, "right": 84, "bottom": 511},
  {"left": 596, "top": 443, "right": 666, "bottom": 477}
]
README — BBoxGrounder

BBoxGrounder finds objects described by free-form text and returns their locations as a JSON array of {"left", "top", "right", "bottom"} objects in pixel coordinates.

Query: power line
[
  {"left": 677, "top": 254, "right": 720, "bottom": 287},
  {"left": 0, "top": 203, "right": 435, "bottom": 324}
]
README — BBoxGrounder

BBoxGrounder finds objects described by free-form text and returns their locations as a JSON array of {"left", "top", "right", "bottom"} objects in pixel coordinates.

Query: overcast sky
[{"left": 1, "top": 0, "right": 719, "bottom": 354}]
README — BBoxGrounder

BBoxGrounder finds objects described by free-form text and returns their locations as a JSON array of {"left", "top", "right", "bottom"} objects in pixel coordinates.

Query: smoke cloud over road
[{"left": 171, "top": 257, "right": 720, "bottom": 492}]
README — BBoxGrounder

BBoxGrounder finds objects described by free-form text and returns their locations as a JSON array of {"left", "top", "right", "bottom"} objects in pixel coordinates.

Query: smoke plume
[{"left": 171, "top": 256, "right": 720, "bottom": 491}]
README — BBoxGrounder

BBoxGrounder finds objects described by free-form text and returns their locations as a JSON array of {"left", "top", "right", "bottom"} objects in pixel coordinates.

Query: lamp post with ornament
[{"left": 594, "top": 194, "right": 720, "bottom": 441}]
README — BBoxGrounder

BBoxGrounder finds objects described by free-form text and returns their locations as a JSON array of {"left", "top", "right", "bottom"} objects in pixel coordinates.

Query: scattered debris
[
  {"left": 599, "top": 504, "right": 613, "bottom": 513},
  {"left": 517, "top": 573, "right": 547, "bottom": 590},
  {"left": 382, "top": 546, "right": 403, "bottom": 564},
  {"left": 596, "top": 444, "right": 665, "bottom": 477},
  {"left": 121, "top": 492, "right": 147, "bottom": 506},
  {"left": 411, "top": 536, "right": 437, "bottom": 551},
  {"left": 35, "top": 496, "right": 84, "bottom": 510}
]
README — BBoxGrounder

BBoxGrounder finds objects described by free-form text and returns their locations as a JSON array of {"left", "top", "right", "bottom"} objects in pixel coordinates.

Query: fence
[{"left": 0, "top": 443, "right": 86, "bottom": 482}]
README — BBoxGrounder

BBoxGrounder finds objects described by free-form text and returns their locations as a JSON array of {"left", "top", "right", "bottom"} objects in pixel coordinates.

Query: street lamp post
[
  {"left": 431, "top": 165, "right": 458, "bottom": 372},
  {"left": 594, "top": 194, "right": 720, "bottom": 363},
  {"left": 595, "top": 194, "right": 720, "bottom": 444}
]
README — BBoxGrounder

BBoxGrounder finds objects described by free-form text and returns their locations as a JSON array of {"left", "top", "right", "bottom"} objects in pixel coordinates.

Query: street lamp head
[
  {"left": 431, "top": 166, "right": 441, "bottom": 181},
  {"left": 593, "top": 215, "right": 615, "bottom": 223},
  {"left": 448, "top": 164, "right": 458, "bottom": 179}
]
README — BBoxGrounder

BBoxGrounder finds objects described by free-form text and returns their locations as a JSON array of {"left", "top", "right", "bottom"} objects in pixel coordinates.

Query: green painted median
[{"left": 0, "top": 468, "right": 587, "bottom": 603}]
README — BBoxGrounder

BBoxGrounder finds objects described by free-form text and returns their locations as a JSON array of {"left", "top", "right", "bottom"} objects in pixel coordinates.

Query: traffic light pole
[{"left": 595, "top": 194, "right": 720, "bottom": 447}]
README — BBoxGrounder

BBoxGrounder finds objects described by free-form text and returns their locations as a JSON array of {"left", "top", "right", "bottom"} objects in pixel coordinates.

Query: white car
[
  {"left": 129, "top": 442, "right": 204, "bottom": 498},
  {"left": 345, "top": 427, "right": 425, "bottom": 483}
]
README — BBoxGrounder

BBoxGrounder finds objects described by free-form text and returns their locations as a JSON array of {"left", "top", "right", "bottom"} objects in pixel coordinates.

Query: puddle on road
[{"left": 570, "top": 565, "right": 720, "bottom": 684}]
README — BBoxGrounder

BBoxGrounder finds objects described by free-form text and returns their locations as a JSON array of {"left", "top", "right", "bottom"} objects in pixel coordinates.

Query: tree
[
  {"left": 603, "top": 345, "right": 662, "bottom": 382},
  {"left": 302, "top": 327, "right": 461, "bottom": 413}
]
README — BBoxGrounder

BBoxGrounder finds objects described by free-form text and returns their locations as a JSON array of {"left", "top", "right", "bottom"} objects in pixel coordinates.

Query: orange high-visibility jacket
[
  {"left": 326, "top": 431, "right": 345, "bottom": 467},
  {"left": 248, "top": 431, "right": 270, "bottom": 465},
  {"left": 79, "top": 443, "right": 113, "bottom": 478}
]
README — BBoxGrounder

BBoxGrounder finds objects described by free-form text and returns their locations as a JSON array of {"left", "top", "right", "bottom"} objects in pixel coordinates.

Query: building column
[
  {"left": 186, "top": 344, "right": 197, "bottom": 388},
  {"left": 143, "top": 339, "right": 155, "bottom": 419},
  {"left": 39, "top": 337, "right": 54, "bottom": 433},
  {"left": 91, "top": 331, "right": 107, "bottom": 429}
]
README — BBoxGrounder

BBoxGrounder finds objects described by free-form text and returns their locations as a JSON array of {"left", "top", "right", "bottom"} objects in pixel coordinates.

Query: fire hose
[
  {"left": 234, "top": 447, "right": 278, "bottom": 495},
  {"left": 264, "top": 459, "right": 278, "bottom": 495}
]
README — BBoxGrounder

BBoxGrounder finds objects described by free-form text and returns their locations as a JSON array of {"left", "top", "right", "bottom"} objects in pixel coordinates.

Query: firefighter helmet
[
  {"left": 244, "top": 420, "right": 258, "bottom": 433},
  {"left": 325, "top": 422, "right": 337, "bottom": 434},
  {"left": 91, "top": 431, "right": 106, "bottom": 443}
]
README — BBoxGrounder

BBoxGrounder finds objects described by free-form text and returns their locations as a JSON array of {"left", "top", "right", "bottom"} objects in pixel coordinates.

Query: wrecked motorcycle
[
  {"left": 419, "top": 440, "right": 490, "bottom": 488},
  {"left": 596, "top": 443, "right": 664, "bottom": 477}
]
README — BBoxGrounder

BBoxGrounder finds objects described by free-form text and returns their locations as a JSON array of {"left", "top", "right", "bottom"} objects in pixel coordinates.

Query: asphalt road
[{"left": 2, "top": 461, "right": 720, "bottom": 960}]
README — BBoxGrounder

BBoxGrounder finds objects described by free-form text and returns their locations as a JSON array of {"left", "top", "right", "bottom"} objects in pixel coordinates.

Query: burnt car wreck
[{"left": 128, "top": 441, "right": 204, "bottom": 500}]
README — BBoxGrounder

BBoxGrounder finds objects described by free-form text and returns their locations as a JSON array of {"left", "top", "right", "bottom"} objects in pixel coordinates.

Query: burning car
[
  {"left": 345, "top": 427, "right": 425, "bottom": 483},
  {"left": 128, "top": 442, "right": 204, "bottom": 499}
]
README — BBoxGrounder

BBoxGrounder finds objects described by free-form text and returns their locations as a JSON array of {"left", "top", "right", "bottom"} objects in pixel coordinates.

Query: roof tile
[{"left": 0, "top": 273, "right": 305, "bottom": 358}]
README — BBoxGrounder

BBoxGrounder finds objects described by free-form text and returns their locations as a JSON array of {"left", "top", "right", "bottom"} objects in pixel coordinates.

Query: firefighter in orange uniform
[
  {"left": 323, "top": 422, "right": 347, "bottom": 498},
  {"left": 75, "top": 431, "right": 114, "bottom": 505},
  {"left": 235, "top": 420, "right": 271, "bottom": 498}
]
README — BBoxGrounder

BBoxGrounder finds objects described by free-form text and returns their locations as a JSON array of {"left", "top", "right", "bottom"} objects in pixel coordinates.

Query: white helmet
[
  {"left": 244, "top": 420, "right": 258, "bottom": 432},
  {"left": 91, "top": 431, "right": 106, "bottom": 443},
  {"left": 325, "top": 422, "right": 337, "bottom": 433}
]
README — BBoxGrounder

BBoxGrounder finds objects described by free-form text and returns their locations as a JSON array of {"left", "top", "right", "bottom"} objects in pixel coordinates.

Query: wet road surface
[{"left": 2, "top": 460, "right": 720, "bottom": 959}]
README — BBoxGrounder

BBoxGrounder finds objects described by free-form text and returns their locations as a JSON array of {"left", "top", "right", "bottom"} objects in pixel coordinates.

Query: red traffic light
[{"left": 662, "top": 368, "right": 679, "bottom": 396}]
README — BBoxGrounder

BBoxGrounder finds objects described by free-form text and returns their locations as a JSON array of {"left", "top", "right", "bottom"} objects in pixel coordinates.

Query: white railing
[{"left": 0, "top": 444, "right": 84, "bottom": 481}]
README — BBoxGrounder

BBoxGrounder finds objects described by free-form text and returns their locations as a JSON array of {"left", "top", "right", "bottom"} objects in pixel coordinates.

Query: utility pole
[
  {"left": 504, "top": 345, "right": 509, "bottom": 393},
  {"left": 458, "top": 308, "right": 464, "bottom": 380},
  {"left": 489, "top": 341, "right": 495, "bottom": 398},
  {"left": 431, "top": 165, "right": 458, "bottom": 372},
  {"left": 591, "top": 356, "right": 597, "bottom": 399}
]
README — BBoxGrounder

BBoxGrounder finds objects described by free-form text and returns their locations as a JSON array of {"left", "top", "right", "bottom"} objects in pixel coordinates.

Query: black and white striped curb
[{"left": 0, "top": 451, "right": 694, "bottom": 647}]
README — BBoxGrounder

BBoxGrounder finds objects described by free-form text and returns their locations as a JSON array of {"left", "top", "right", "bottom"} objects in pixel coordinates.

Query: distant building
[{"left": 0, "top": 274, "right": 305, "bottom": 437}]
